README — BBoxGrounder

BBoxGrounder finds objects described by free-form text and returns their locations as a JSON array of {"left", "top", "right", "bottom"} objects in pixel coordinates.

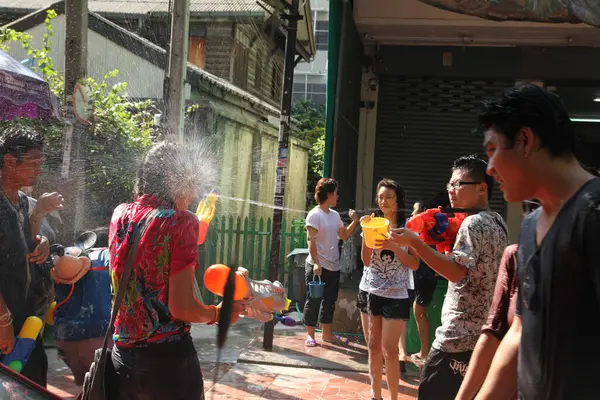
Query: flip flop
[
  {"left": 305, "top": 337, "right": 317, "bottom": 347},
  {"left": 411, "top": 353, "right": 426, "bottom": 366},
  {"left": 322, "top": 335, "right": 349, "bottom": 344}
]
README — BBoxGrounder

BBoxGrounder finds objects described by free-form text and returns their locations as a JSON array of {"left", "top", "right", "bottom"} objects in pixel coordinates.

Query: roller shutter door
[{"left": 374, "top": 76, "right": 511, "bottom": 216}]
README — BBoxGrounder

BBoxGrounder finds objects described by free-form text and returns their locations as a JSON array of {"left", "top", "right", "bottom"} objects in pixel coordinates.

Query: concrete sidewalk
[
  {"left": 47, "top": 318, "right": 262, "bottom": 398},
  {"left": 208, "top": 320, "right": 419, "bottom": 399},
  {"left": 47, "top": 316, "right": 419, "bottom": 399}
]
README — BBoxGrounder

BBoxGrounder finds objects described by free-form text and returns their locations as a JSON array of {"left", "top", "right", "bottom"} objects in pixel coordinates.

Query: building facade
[
  {"left": 327, "top": 0, "right": 600, "bottom": 244},
  {"left": 2, "top": 5, "right": 311, "bottom": 226},
  {"left": 0, "top": 0, "right": 309, "bottom": 107}
]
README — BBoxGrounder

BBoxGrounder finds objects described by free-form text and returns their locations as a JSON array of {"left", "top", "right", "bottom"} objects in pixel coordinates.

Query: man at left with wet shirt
[{"left": 0, "top": 126, "right": 63, "bottom": 387}]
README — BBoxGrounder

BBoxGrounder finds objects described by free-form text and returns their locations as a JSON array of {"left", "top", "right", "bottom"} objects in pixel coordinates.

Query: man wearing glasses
[
  {"left": 384, "top": 155, "right": 508, "bottom": 399},
  {"left": 473, "top": 84, "right": 600, "bottom": 400}
]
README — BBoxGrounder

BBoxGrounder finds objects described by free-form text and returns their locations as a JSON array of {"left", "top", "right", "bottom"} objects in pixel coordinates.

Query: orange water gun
[
  {"left": 196, "top": 191, "right": 219, "bottom": 245},
  {"left": 204, "top": 264, "right": 293, "bottom": 324},
  {"left": 406, "top": 207, "right": 468, "bottom": 254}
]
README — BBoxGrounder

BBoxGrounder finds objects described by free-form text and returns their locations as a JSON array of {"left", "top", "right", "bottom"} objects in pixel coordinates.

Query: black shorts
[
  {"left": 418, "top": 347, "right": 472, "bottom": 400},
  {"left": 357, "top": 290, "right": 411, "bottom": 320},
  {"left": 414, "top": 277, "right": 437, "bottom": 307}
]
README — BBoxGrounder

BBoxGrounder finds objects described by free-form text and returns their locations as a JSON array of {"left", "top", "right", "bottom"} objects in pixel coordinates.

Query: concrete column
[{"left": 355, "top": 66, "right": 378, "bottom": 211}]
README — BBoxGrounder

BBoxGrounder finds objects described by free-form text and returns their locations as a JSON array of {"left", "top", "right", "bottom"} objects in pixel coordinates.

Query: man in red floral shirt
[
  {"left": 108, "top": 142, "right": 241, "bottom": 400},
  {"left": 109, "top": 195, "right": 201, "bottom": 346}
]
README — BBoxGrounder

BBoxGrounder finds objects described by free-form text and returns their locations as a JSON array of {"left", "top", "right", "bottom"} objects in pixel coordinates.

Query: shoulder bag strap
[{"left": 99, "top": 208, "right": 160, "bottom": 352}]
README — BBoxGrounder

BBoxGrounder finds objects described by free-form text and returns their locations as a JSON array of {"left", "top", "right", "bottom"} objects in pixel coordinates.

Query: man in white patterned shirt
[{"left": 385, "top": 155, "right": 508, "bottom": 400}]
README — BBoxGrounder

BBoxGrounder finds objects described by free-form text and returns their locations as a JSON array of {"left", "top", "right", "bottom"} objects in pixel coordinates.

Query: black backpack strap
[{"left": 99, "top": 208, "right": 160, "bottom": 356}]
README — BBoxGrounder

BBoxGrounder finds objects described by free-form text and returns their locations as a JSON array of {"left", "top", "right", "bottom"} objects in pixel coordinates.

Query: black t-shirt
[
  {"left": 0, "top": 192, "right": 36, "bottom": 331},
  {"left": 516, "top": 178, "right": 600, "bottom": 400}
]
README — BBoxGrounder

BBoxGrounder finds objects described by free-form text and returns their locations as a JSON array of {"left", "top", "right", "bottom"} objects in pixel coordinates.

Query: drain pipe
[{"left": 323, "top": 0, "right": 345, "bottom": 177}]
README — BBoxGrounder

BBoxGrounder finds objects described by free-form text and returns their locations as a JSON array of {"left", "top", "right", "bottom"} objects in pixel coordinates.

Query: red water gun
[{"left": 406, "top": 207, "right": 468, "bottom": 254}]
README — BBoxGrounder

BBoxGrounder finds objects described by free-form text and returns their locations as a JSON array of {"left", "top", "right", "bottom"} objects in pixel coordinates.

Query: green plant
[
  {"left": 292, "top": 100, "right": 325, "bottom": 209},
  {"left": 0, "top": 9, "right": 63, "bottom": 97},
  {"left": 83, "top": 70, "right": 157, "bottom": 222},
  {"left": 0, "top": 10, "right": 156, "bottom": 227}
]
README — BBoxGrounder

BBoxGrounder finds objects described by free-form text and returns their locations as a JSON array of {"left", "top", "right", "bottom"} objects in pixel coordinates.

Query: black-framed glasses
[{"left": 446, "top": 181, "right": 482, "bottom": 192}]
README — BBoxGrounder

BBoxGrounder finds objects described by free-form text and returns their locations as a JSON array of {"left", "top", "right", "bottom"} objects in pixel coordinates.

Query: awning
[{"left": 419, "top": 0, "right": 600, "bottom": 27}]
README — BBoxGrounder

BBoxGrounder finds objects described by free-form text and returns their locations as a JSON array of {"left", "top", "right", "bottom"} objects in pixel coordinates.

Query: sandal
[
  {"left": 322, "top": 335, "right": 349, "bottom": 344},
  {"left": 305, "top": 337, "right": 317, "bottom": 347},
  {"left": 411, "top": 353, "right": 426, "bottom": 367}
]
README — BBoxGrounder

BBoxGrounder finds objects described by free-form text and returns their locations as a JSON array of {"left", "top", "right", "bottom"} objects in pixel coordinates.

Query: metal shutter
[{"left": 374, "top": 76, "right": 511, "bottom": 216}]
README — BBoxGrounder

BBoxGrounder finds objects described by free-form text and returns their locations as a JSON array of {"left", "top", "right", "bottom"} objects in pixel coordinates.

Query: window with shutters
[{"left": 232, "top": 41, "right": 249, "bottom": 89}]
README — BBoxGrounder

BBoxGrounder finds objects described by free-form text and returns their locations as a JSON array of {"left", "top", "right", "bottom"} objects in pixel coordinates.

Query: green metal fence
[{"left": 199, "top": 217, "right": 307, "bottom": 304}]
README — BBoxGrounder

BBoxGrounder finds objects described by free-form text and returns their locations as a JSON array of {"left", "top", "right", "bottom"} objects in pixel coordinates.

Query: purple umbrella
[{"left": 0, "top": 49, "right": 60, "bottom": 120}]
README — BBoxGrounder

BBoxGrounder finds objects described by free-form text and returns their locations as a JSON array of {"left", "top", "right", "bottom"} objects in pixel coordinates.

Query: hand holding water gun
[
  {"left": 2, "top": 316, "right": 43, "bottom": 373},
  {"left": 204, "top": 264, "right": 295, "bottom": 325},
  {"left": 405, "top": 207, "right": 467, "bottom": 254},
  {"left": 196, "top": 191, "right": 219, "bottom": 245}
]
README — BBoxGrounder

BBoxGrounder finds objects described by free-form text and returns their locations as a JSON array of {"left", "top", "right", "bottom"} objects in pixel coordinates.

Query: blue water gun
[{"left": 2, "top": 316, "right": 43, "bottom": 373}]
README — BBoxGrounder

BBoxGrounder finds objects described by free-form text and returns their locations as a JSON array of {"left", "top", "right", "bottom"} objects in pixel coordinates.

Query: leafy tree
[
  {"left": 0, "top": 10, "right": 157, "bottom": 230},
  {"left": 292, "top": 100, "right": 325, "bottom": 209}
]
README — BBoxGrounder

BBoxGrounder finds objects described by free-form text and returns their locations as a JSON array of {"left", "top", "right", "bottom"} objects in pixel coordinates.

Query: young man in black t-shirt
[
  {"left": 0, "top": 126, "right": 63, "bottom": 387},
  {"left": 475, "top": 83, "right": 600, "bottom": 399}
]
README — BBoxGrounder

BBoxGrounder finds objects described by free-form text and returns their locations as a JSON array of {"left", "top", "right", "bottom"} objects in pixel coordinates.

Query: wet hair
[
  {"left": 522, "top": 199, "right": 541, "bottom": 214},
  {"left": 375, "top": 178, "right": 406, "bottom": 227},
  {"left": 0, "top": 125, "right": 44, "bottom": 168},
  {"left": 476, "top": 83, "right": 574, "bottom": 157},
  {"left": 452, "top": 154, "right": 494, "bottom": 201},
  {"left": 314, "top": 178, "right": 338, "bottom": 204},
  {"left": 134, "top": 141, "right": 195, "bottom": 206}
]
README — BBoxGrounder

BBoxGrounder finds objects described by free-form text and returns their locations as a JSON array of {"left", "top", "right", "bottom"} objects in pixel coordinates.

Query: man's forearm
[
  {"left": 456, "top": 332, "right": 501, "bottom": 400},
  {"left": 413, "top": 240, "right": 467, "bottom": 283},
  {"left": 29, "top": 209, "right": 43, "bottom": 239},
  {"left": 475, "top": 322, "right": 520, "bottom": 400},
  {"left": 345, "top": 220, "right": 358, "bottom": 238}
]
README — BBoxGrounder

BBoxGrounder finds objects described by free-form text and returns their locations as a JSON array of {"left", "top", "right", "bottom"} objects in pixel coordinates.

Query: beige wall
[
  {"left": 286, "top": 139, "right": 310, "bottom": 221},
  {"left": 213, "top": 112, "right": 309, "bottom": 224},
  {"left": 4, "top": 15, "right": 191, "bottom": 99},
  {"left": 207, "top": 110, "right": 309, "bottom": 268}
]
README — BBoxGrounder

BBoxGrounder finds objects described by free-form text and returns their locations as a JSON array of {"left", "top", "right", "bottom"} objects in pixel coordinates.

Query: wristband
[{"left": 206, "top": 305, "right": 218, "bottom": 325}]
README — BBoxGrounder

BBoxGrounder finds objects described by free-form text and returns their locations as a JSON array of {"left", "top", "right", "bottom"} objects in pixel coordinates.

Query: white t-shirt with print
[
  {"left": 305, "top": 206, "right": 344, "bottom": 272},
  {"left": 359, "top": 244, "right": 414, "bottom": 299},
  {"left": 433, "top": 211, "right": 508, "bottom": 353}
]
